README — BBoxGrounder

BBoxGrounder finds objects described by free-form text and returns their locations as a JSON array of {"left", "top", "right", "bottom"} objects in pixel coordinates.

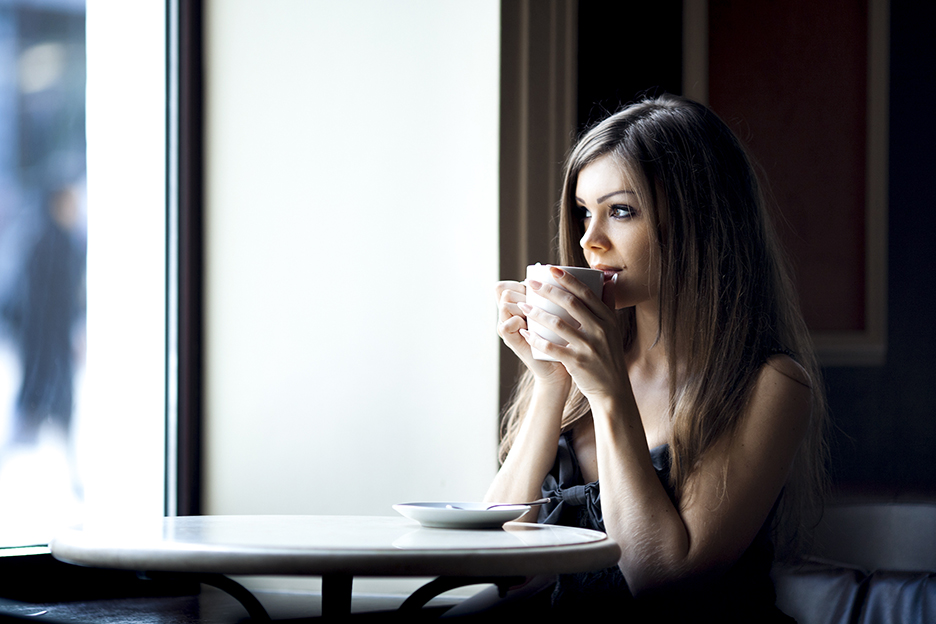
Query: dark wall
[
  {"left": 576, "top": 0, "right": 682, "bottom": 133},
  {"left": 824, "top": 0, "right": 936, "bottom": 498},
  {"left": 576, "top": 0, "right": 936, "bottom": 498}
]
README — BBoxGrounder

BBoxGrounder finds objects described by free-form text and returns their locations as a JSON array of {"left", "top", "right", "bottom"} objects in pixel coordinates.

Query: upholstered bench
[{"left": 773, "top": 501, "right": 936, "bottom": 624}]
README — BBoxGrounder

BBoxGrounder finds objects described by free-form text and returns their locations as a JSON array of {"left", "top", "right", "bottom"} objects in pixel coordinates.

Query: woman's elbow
[{"left": 620, "top": 555, "right": 728, "bottom": 598}]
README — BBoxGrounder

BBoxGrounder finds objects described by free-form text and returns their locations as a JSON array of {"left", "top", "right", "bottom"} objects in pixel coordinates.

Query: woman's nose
[{"left": 580, "top": 220, "right": 609, "bottom": 251}]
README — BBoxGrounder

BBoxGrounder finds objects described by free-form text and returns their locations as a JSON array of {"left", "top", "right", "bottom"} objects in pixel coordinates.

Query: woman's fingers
[
  {"left": 497, "top": 313, "right": 527, "bottom": 340},
  {"left": 530, "top": 271, "right": 614, "bottom": 328},
  {"left": 526, "top": 282, "right": 602, "bottom": 333},
  {"left": 522, "top": 274, "right": 619, "bottom": 368},
  {"left": 510, "top": 270, "right": 627, "bottom": 402},
  {"left": 495, "top": 280, "right": 526, "bottom": 303},
  {"left": 519, "top": 327, "right": 557, "bottom": 357},
  {"left": 548, "top": 267, "right": 609, "bottom": 313},
  {"left": 498, "top": 291, "right": 526, "bottom": 321},
  {"left": 496, "top": 280, "right": 525, "bottom": 303},
  {"left": 495, "top": 280, "right": 570, "bottom": 379},
  {"left": 495, "top": 280, "right": 531, "bottom": 343},
  {"left": 519, "top": 301, "right": 580, "bottom": 344}
]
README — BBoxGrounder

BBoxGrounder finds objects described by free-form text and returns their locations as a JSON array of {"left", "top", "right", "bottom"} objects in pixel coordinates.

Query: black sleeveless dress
[{"left": 536, "top": 432, "right": 795, "bottom": 622}]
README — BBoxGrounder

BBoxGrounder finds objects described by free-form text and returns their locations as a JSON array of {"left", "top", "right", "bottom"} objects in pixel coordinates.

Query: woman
[{"left": 486, "top": 95, "right": 827, "bottom": 620}]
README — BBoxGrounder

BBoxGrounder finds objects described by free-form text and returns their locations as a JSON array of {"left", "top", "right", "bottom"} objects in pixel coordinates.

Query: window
[
  {"left": 0, "top": 0, "right": 89, "bottom": 549},
  {"left": 0, "top": 0, "right": 177, "bottom": 550}
]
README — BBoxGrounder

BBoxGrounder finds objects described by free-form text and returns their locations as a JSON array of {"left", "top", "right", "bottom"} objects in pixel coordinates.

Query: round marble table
[{"left": 50, "top": 515, "right": 621, "bottom": 619}]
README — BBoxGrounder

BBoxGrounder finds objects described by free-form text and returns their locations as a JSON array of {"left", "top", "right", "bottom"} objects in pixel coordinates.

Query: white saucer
[{"left": 392, "top": 502, "right": 531, "bottom": 530}]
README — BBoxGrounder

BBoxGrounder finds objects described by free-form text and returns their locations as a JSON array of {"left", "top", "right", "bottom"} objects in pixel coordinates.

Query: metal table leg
[
  {"left": 399, "top": 575, "right": 526, "bottom": 612},
  {"left": 322, "top": 572, "right": 353, "bottom": 618},
  {"left": 143, "top": 572, "right": 271, "bottom": 622}
]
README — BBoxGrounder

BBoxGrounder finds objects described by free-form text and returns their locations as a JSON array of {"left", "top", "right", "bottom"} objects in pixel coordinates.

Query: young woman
[{"left": 486, "top": 95, "right": 827, "bottom": 620}]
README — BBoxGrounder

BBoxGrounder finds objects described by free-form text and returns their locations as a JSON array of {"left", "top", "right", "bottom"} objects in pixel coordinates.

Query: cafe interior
[{"left": 0, "top": 0, "right": 933, "bottom": 622}]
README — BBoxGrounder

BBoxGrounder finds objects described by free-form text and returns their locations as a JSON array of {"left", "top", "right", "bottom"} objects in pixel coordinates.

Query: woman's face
[{"left": 574, "top": 154, "right": 658, "bottom": 310}]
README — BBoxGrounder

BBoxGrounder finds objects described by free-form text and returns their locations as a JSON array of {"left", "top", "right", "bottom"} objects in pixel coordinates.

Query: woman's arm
[
  {"left": 522, "top": 269, "right": 811, "bottom": 593},
  {"left": 484, "top": 379, "right": 567, "bottom": 519},
  {"left": 591, "top": 359, "right": 810, "bottom": 593},
  {"left": 485, "top": 281, "right": 571, "bottom": 520}
]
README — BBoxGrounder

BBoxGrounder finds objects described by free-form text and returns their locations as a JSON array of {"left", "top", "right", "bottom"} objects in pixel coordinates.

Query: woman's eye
[
  {"left": 610, "top": 205, "right": 636, "bottom": 219},
  {"left": 575, "top": 205, "right": 592, "bottom": 220}
]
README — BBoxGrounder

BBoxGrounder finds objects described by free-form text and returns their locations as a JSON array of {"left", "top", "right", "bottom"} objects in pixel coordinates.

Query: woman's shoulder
[
  {"left": 742, "top": 353, "right": 812, "bottom": 444},
  {"left": 762, "top": 351, "right": 811, "bottom": 391}
]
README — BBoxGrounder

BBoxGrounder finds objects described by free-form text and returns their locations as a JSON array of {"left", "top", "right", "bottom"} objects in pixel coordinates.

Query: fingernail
[
  {"left": 527, "top": 279, "right": 543, "bottom": 290},
  {"left": 518, "top": 302, "right": 532, "bottom": 313},
  {"left": 549, "top": 267, "right": 565, "bottom": 278}
]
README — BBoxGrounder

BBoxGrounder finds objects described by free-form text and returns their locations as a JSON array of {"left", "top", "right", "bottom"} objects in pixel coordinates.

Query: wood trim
[
  {"left": 682, "top": 0, "right": 708, "bottom": 104},
  {"left": 169, "top": 0, "right": 204, "bottom": 516},
  {"left": 499, "top": 0, "right": 578, "bottom": 413},
  {"left": 683, "top": 0, "right": 889, "bottom": 366},
  {"left": 797, "top": 0, "right": 889, "bottom": 367}
]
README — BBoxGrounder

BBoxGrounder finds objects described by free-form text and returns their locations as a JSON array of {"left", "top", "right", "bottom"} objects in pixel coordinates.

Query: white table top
[{"left": 50, "top": 515, "right": 621, "bottom": 578}]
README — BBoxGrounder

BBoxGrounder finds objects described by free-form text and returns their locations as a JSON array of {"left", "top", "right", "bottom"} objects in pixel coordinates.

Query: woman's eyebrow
[{"left": 576, "top": 189, "right": 637, "bottom": 205}]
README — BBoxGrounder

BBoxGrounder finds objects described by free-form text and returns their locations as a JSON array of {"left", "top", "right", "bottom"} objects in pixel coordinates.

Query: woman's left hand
[{"left": 519, "top": 266, "right": 629, "bottom": 404}]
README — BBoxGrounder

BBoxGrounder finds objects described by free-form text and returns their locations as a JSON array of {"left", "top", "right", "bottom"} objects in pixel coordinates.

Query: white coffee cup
[{"left": 525, "top": 264, "right": 603, "bottom": 361}]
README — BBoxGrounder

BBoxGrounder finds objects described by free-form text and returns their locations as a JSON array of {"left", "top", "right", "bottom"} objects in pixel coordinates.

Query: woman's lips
[{"left": 599, "top": 268, "right": 621, "bottom": 283}]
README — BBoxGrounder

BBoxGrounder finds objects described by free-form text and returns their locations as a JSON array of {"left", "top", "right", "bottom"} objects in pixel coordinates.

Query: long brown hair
[{"left": 499, "top": 95, "right": 827, "bottom": 556}]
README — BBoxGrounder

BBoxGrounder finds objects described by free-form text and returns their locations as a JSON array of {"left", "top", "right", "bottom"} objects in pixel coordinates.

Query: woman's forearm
[
  {"left": 589, "top": 363, "right": 812, "bottom": 595},
  {"left": 589, "top": 394, "right": 692, "bottom": 593},
  {"left": 484, "top": 378, "right": 570, "bottom": 519}
]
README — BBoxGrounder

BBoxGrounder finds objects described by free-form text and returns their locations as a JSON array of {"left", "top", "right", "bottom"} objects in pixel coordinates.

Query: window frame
[
  {"left": 0, "top": 0, "right": 202, "bottom": 565},
  {"left": 166, "top": 0, "right": 203, "bottom": 518}
]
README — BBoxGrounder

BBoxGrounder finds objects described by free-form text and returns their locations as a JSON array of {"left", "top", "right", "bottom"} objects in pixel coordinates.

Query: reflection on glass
[{"left": 0, "top": 0, "right": 86, "bottom": 547}]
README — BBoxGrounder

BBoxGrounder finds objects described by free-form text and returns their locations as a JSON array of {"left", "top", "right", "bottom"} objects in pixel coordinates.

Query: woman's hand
[
  {"left": 517, "top": 267, "right": 628, "bottom": 405},
  {"left": 495, "top": 280, "right": 569, "bottom": 386}
]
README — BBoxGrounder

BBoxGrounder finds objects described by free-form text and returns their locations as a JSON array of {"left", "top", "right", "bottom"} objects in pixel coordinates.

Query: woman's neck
[
  {"left": 625, "top": 301, "right": 678, "bottom": 448},
  {"left": 629, "top": 301, "right": 667, "bottom": 367}
]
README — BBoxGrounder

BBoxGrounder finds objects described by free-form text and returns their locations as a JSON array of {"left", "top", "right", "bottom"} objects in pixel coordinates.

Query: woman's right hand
[{"left": 495, "top": 280, "right": 570, "bottom": 385}]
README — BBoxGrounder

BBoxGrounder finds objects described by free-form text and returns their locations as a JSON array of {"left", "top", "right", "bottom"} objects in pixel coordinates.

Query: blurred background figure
[
  {"left": 0, "top": 0, "right": 87, "bottom": 546},
  {"left": 4, "top": 184, "right": 85, "bottom": 453}
]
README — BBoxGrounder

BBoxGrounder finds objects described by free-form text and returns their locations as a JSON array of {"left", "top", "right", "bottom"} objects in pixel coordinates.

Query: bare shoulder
[
  {"left": 763, "top": 353, "right": 811, "bottom": 390},
  {"left": 677, "top": 354, "right": 814, "bottom": 571},
  {"left": 743, "top": 354, "right": 812, "bottom": 449}
]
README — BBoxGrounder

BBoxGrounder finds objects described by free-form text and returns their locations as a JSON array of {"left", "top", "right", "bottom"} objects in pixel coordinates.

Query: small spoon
[{"left": 446, "top": 497, "right": 551, "bottom": 511}]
